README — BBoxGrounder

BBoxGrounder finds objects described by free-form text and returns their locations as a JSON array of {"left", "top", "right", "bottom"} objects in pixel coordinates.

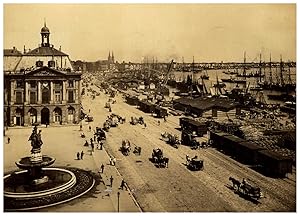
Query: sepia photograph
[{"left": 3, "top": 2, "right": 296, "bottom": 212}]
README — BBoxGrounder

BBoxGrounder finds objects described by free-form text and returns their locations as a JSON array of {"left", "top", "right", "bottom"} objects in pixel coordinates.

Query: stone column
[
  {"left": 25, "top": 82, "right": 29, "bottom": 105},
  {"left": 50, "top": 81, "right": 54, "bottom": 104},
  {"left": 62, "top": 81, "right": 66, "bottom": 104},
  {"left": 10, "top": 80, "right": 15, "bottom": 105},
  {"left": 78, "top": 80, "right": 81, "bottom": 103},
  {"left": 75, "top": 80, "right": 78, "bottom": 103},
  {"left": 37, "top": 81, "right": 42, "bottom": 104}
]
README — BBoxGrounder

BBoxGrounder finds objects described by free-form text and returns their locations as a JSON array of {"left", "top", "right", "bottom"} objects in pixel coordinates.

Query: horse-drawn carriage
[
  {"left": 133, "top": 146, "right": 142, "bottom": 155},
  {"left": 130, "top": 116, "right": 144, "bottom": 125},
  {"left": 103, "top": 121, "right": 110, "bottom": 132},
  {"left": 161, "top": 132, "right": 180, "bottom": 148},
  {"left": 119, "top": 140, "right": 131, "bottom": 156},
  {"left": 186, "top": 155, "right": 204, "bottom": 171},
  {"left": 229, "top": 177, "right": 262, "bottom": 201},
  {"left": 151, "top": 148, "right": 169, "bottom": 168},
  {"left": 95, "top": 127, "right": 106, "bottom": 140}
]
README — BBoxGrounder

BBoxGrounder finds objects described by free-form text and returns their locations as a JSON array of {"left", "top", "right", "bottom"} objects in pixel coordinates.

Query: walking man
[
  {"left": 90, "top": 138, "right": 93, "bottom": 145},
  {"left": 110, "top": 176, "right": 114, "bottom": 187},
  {"left": 80, "top": 151, "right": 84, "bottom": 160},
  {"left": 120, "top": 179, "right": 126, "bottom": 190},
  {"left": 112, "top": 157, "right": 116, "bottom": 166},
  {"left": 100, "top": 142, "right": 103, "bottom": 150},
  {"left": 100, "top": 164, "right": 104, "bottom": 173},
  {"left": 7, "top": 137, "right": 10, "bottom": 144},
  {"left": 94, "top": 135, "right": 96, "bottom": 142},
  {"left": 77, "top": 152, "right": 80, "bottom": 160},
  {"left": 89, "top": 125, "right": 91, "bottom": 132},
  {"left": 158, "top": 120, "right": 160, "bottom": 126}
]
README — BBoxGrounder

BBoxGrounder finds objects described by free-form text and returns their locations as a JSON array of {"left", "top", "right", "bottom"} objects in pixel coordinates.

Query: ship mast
[
  {"left": 269, "top": 54, "right": 273, "bottom": 84},
  {"left": 259, "top": 52, "right": 262, "bottom": 82},
  {"left": 279, "top": 55, "right": 285, "bottom": 86},
  {"left": 243, "top": 51, "right": 246, "bottom": 76},
  {"left": 288, "top": 60, "right": 292, "bottom": 84}
]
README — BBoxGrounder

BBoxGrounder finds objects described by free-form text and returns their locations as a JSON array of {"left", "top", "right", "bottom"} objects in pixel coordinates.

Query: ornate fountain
[
  {"left": 4, "top": 126, "right": 96, "bottom": 211},
  {"left": 15, "top": 126, "right": 56, "bottom": 185}
]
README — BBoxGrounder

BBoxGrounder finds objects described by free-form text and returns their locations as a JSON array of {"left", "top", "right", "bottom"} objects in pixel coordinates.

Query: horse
[{"left": 229, "top": 177, "right": 241, "bottom": 191}]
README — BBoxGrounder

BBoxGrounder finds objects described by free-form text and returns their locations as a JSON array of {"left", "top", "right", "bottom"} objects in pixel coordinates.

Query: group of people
[{"left": 76, "top": 151, "right": 84, "bottom": 160}]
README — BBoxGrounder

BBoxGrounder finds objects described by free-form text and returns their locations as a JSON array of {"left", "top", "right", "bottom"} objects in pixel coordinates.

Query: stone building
[{"left": 4, "top": 23, "right": 82, "bottom": 126}]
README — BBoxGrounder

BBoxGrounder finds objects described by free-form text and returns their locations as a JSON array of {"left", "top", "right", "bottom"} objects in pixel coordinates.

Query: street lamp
[{"left": 117, "top": 191, "right": 120, "bottom": 212}]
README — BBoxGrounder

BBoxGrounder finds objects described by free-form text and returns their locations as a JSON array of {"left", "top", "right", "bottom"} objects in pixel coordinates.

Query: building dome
[{"left": 41, "top": 25, "right": 50, "bottom": 34}]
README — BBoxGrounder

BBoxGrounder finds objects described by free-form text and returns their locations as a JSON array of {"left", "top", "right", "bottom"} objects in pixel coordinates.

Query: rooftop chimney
[{"left": 59, "top": 46, "right": 61, "bottom": 51}]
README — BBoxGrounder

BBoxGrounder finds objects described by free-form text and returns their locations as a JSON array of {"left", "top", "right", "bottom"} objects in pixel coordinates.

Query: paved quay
[{"left": 4, "top": 124, "right": 140, "bottom": 212}]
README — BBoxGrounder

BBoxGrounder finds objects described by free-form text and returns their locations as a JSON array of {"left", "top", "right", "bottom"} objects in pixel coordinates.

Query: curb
[{"left": 92, "top": 146, "right": 143, "bottom": 212}]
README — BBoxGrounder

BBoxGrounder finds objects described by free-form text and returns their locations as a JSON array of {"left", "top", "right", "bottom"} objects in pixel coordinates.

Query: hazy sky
[{"left": 4, "top": 4, "right": 296, "bottom": 63}]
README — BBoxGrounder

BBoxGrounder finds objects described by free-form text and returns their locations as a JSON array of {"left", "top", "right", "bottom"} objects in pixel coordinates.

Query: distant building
[{"left": 4, "top": 22, "right": 82, "bottom": 126}]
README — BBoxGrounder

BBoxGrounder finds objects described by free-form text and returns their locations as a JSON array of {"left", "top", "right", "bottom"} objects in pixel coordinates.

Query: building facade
[{"left": 4, "top": 23, "right": 82, "bottom": 126}]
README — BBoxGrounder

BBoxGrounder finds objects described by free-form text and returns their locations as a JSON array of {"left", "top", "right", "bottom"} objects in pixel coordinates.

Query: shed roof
[{"left": 174, "top": 97, "right": 238, "bottom": 112}]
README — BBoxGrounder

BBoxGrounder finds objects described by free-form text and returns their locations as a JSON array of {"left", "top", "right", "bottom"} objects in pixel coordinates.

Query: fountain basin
[
  {"left": 4, "top": 167, "right": 95, "bottom": 211},
  {"left": 4, "top": 167, "right": 76, "bottom": 199},
  {"left": 15, "top": 155, "right": 55, "bottom": 169}
]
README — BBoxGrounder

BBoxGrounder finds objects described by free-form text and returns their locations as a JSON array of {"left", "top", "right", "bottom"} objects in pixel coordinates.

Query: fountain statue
[{"left": 28, "top": 126, "right": 43, "bottom": 163}]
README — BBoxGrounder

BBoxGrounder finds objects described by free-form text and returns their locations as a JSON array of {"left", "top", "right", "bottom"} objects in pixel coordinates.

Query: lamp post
[{"left": 117, "top": 191, "right": 120, "bottom": 212}]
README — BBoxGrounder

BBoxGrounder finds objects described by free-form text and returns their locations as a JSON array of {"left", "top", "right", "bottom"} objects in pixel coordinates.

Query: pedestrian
[
  {"left": 46, "top": 122, "right": 48, "bottom": 128},
  {"left": 77, "top": 152, "right": 80, "bottom": 160},
  {"left": 164, "top": 116, "right": 167, "bottom": 122},
  {"left": 100, "top": 142, "right": 103, "bottom": 150},
  {"left": 94, "top": 135, "right": 96, "bottom": 142},
  {"left": 89, "top": 109, "right": 90, "bottom": 113},
  {"left": 110, "top": 176, "right": 114, "bottom": 187},
  {"left": 89, "top": 126, "right": 91, "bottom": 131},
  {"left": 91, "top": 143, "right": 94, "bottom": 152},
  {"left": 90, "top": 138, "right": 93, "bottom": 145},
  {"left": 109, "top": 157, "right": 112, "bottom": 165},
  {"left": 144, "top": 123, "right": 147, "bottom": 129},
  {"left": 7, "top": 137, "right": 10, "bottom": 144},
  {"left": 97, "top": 136, "right": 100, "bottom": 144},
  {"left": 158, "top": 120, "right": 160, "bottom": 126},
  {"left": 100, "top": 164, "right": 104, "bottom": 173},
  {"left": 84, "top": 140, "right": 89, "bottom": 146},
  {"left": 80, "top": 151, "right": 84, "bottom": 160},
  {"left": 112, "top": 157, "right": 116, "bottom": 166},
  {"left": 80, "top": 124, "right": 82, "bottom": 131},
  {"left": 120, "top": 179, "right": 126, "bottom": 190}
]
